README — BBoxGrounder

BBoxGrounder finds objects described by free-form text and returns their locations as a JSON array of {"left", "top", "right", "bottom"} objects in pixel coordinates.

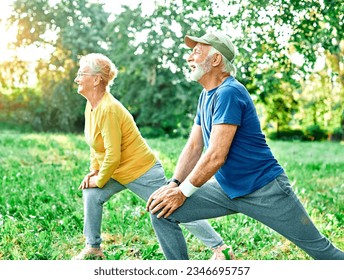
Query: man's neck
[{"left": 199, "top": 71, "right": 231, "bottom": 91}]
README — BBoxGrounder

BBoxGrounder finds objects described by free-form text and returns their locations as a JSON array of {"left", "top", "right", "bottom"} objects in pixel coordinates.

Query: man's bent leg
[{"left": 150, "top": 179, "right": 237, "bottom": 259}]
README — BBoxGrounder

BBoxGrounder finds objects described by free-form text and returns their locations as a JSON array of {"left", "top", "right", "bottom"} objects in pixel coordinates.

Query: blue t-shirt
[{"left": 195, "top": 76, "right": 284, "bottom": 199}]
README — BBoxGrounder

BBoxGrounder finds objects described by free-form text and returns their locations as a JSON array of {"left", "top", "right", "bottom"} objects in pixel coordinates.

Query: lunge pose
[
  {"left": 147, "top": 32, "right": 344, "bottom": 260},
  {"left": 72, "top": 53, "right": 231, "bottom": 260}
]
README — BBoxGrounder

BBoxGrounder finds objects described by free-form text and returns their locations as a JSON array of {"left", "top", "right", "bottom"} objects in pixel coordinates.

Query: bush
[
  {"left": 0, "top": 87, "right": 42, "bottom": 130},
  {"left": 329, "top": 127, "right": 343, "bottom": 142},
  {"left": 303, "top": 124, "right": 328, "bottom": 141},
  {"left": 0, "top": 122, "right": 32, "bottom": 133},
  {"left": 267, "top": 125, "right": 330, "bottom": 142},
  {"left": 267, "top": 129, "right": 304, "bottom": 141},
  {"left": 139, "top": 126, "right": 166, "bottom": 138}
]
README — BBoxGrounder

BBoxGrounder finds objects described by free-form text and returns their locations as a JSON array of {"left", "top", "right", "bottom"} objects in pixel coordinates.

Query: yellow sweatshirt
[{"left": 84, "top": 92, "right": 157, "bottom": 188}]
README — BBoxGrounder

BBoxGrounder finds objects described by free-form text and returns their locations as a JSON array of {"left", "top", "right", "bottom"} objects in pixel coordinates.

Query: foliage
[
  {"left": 268, "top": 129, "right": 305, "bottom": 141},
  {"left": 1, "top": 0, "right": 343, "bottom": 136},
  {"left": 0, "top": 128, "right": 343, "bottom": 260},
  {"left": 0, "top": 87, "right": 43, "bottom": 130},
  {"left": 105, "top": 5, "right": 204, "bottom": 136},
  {"left": 267, "top": 125, "right": 331, "bottom": 142},
  {"left": 303, "top": 124, "right": 328, "bottom": 141},
  {"left": 329, "top": 127, "right": 343, "bottom": 141},
  {"left": 4, "top": 0, "right": 112, "bottom": 132},
  {"left": 216, "top": 0, "right": 344, "bottom": 132}
]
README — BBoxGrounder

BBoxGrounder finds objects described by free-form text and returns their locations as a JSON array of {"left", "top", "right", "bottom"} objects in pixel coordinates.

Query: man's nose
[{"left": 187, "top": 53, "right": 194, "bottom": 63}]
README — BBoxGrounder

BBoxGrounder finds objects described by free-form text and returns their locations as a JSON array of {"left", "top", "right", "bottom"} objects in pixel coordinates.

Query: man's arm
[
  {"left": 171, "top": 124, "right": 204, "bottom": 184},
  {"left": 187, "top": 123, "right": 237, "bottom": 187},
  {"left": 145, "top": 124, "right": 203, "bottom": 202},
  {"left": 147, "top": 123, "right": 237, "bottom": 218}
]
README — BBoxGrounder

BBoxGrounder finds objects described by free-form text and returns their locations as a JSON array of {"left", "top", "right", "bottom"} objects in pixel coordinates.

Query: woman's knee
[{"left": 83, "top": 188, "right": 103, "bottom": 205}]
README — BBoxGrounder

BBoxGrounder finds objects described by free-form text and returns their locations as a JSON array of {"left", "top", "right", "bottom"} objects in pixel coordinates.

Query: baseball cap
[{"left": 184, "top": 32, "right": 236, "bottom": 63}]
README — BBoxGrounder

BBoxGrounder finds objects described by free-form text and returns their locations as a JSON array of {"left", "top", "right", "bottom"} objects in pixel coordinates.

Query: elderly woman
[{"left": 72, "top": 53, "right": 233, "bottom": 260}]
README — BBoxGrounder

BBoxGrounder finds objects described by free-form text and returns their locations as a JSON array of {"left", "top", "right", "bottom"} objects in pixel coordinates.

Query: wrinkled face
[
  {"left": 187, "top": 43, "right": 212, "bottom": 81},
  {"left": 74, "top": 65, "right": 95, "bottom": 95}
]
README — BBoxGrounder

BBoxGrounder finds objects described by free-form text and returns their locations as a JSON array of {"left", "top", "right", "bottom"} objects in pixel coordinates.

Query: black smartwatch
[{"left": 168, "top": 178, "right": 181, "bottom": 186}]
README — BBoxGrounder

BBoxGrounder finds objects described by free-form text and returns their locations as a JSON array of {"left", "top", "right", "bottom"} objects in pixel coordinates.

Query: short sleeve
[{"left": 212, "top": 86, "right": 243, "bottom": 126}]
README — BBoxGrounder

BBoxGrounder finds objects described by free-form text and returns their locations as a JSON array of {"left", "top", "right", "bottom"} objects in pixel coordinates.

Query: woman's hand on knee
[{"left": 78, "top": 170, "right": 99, "bottom": 190}]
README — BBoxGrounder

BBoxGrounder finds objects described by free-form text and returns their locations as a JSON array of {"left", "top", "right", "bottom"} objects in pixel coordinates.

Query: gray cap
[{"left": 185, "top": 32, "right": 236, "bottom": 63}]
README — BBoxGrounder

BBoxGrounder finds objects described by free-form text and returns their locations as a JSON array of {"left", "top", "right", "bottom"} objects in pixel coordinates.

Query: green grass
[{"left": 0, "top": 127, "right": 343, "bottom": 260}]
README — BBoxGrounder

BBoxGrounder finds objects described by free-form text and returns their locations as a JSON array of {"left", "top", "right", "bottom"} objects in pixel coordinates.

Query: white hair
[
  {"left": 80, "top": 53, "right": 118, "bottom": 91},
  {"left": 207, "top": 46, "right": 237, "bottom": 77}
]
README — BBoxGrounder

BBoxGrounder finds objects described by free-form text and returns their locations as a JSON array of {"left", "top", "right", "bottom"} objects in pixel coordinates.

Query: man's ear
[{"left": 212, "top": 53, "right": 222, "bottom": 67}]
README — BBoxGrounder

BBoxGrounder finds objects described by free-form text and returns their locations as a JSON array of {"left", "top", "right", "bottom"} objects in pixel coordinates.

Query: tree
[
  {"left": 3, "top": 0, "right": 343, "bottom": 138},
  {"left": 105, "top": 4, "right": 205, "bottom": 136},
  {"left": 7, "top": 0, "right": 111, "bottom": 131},
  {"left": 5, "top": 0, "right": 208, "bottom": 134},
  {"left": 192, "top": 0, "right": 343, "bottom": 135}
]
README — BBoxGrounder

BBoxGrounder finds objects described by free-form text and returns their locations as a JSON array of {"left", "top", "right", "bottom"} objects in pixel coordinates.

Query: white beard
[
  {"left": 188, "top": 57, "right": 212, "bottom": 81},
  {"left": 189, "top": 65, "right": 206, "bottom": 81}
]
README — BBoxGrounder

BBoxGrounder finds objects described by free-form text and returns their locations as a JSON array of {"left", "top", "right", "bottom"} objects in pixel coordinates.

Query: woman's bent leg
[
  {"left": 83, "top": 180, "right": 126, "bottom": 247},
  {"left": 181, "top": 220, "right": 223, "bottom": 248}
]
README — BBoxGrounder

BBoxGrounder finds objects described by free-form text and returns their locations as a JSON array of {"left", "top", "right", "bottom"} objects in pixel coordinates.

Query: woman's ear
[{"left": 94, "top": 75, "right": 102, "bottom": 86}]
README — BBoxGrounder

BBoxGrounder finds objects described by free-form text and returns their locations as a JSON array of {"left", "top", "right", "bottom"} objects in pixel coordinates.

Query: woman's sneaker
[
  {"left": 210, "top": 244, "right": 235, "bottom": 260},
  {"left": 72, "top": 245, "right": 105, "bottom": 260}
]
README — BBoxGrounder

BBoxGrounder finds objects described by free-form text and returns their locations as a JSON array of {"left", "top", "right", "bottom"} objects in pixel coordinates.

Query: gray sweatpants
[
  {"left": 82, "top": 161, "right": 223, "bottom": 250},
  {"left": 150, "top": 173, "right": 344, "bottom": 260}
]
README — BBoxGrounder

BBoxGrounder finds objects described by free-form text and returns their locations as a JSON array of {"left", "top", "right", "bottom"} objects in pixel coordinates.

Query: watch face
[{"left": 172, "top": 178, "right": 181, "bottom": 186}]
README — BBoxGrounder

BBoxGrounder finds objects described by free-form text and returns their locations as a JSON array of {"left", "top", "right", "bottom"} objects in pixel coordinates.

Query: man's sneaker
[
  {"left": 210, "top": 244, "right": 235, "bottom": 260},
  {"left": 72, "top": 245, "right": 105, "bottom": 260}
]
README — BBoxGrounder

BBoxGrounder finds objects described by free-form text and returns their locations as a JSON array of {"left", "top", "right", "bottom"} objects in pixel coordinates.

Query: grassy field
[{"left": 0, "top": 126, "right": 343, "bottom": 260}]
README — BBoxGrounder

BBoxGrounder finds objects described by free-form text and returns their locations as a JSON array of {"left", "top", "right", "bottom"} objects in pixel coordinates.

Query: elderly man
[{"left": 146, "top": 32, "right": 344, "bottom": 260}]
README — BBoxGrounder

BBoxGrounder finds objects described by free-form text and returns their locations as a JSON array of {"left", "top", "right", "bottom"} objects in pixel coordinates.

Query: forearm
[
  {"left": 182, "top": 124, "right": 237, "bottom": 188},
  {"left": 96, "top": 158, "right": 119, "bottom": 188},
  {"left": 148, "top": 124, "right": 237, "bottom": 218},
  {"left": 172, "top": 142, "right": 202, "bottom": 183},
  {"left": 188, "top": 148, "right": 225, "bottom": 186}
]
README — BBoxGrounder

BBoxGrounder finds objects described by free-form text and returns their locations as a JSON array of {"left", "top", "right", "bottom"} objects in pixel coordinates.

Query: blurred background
[{"left": 0, "top": 0, "right": 343, "bottom": 140}]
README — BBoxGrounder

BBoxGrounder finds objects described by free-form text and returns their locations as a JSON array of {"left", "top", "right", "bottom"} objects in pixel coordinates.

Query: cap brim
[{"left": 184, "top": 35, "right": 211, "bottom": 48}]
